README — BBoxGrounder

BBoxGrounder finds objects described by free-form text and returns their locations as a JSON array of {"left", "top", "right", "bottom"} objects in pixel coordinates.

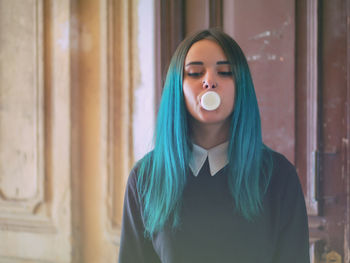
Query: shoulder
[
  {"left": 131, "top": 151, "right": 154, "bottom": 174},
  {"left": 269, "top": 150, "right": 296, "bottom": 175},
  {"left": 127, "top": 151, "right": 154, "bottom": 188},
  {"left": 265, "top": 149, "right": 301, "bottom": 196}
]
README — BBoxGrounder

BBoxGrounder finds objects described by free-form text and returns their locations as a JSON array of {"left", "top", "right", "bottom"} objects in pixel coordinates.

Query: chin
[{"left": 196, "top": 115, "right": 230, "bottom": 125}]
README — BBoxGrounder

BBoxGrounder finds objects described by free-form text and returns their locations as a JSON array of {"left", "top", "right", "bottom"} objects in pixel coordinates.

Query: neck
[{"left": 190, "top": 118, "right": 231, "bottom": 149}]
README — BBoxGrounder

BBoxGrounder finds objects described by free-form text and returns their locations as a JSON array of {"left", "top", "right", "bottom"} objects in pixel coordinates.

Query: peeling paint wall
[{"left": 223, "top": 0, "right": 295, "bottom": 163}]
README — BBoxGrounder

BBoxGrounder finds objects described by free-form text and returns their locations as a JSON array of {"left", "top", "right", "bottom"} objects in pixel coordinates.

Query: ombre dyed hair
[{"left": 137, "top": 29, "right": 273, "bottom": 237}]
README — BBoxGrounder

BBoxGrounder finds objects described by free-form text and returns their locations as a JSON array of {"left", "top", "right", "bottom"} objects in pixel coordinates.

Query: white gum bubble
[{"left": 200, "top": 91, "right": 221, "bottom": 111}]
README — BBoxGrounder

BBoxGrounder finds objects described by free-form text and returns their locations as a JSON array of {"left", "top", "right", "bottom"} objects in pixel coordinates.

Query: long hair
[{"left": 137, "top": 29, "right": 273, "bottom": 237}]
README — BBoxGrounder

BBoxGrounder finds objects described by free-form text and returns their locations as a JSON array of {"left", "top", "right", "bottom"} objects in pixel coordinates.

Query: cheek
[
  {"left": 230, "top": 89, "right": 236, "bottom": 107},
  {"left": 223, "top": 85, "right": 236, "bottom": 111},
  {"left": 182, "top": 84, "right": 198, "bottom": 107}
]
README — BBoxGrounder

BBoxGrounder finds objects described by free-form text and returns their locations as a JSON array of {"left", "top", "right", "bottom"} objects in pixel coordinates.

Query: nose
[
  {"left": 202, "top": 72, "right": 217, "bottom": 89},
  {"left": 202, "top": 80, "right": 217, "bottom": 89}
]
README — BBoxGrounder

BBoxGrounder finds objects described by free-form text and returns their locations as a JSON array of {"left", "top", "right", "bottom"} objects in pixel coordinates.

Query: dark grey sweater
[{"left": 119, "top": 152, "right": 310, "bottom": 263}]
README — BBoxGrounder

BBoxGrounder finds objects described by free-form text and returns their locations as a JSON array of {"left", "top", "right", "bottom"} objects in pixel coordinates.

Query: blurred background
[{"left": 0, "top": 0, "right": 348, "bottom": 262}]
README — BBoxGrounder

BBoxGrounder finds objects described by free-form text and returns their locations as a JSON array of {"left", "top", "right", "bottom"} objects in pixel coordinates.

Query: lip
[{"left": 200, "top": 91, "right": 221, "bottom": 111}]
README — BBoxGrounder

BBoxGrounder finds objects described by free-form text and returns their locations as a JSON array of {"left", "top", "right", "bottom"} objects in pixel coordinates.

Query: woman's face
[{"left": 183, "top": 39, "right": 235, "bottom": 126}]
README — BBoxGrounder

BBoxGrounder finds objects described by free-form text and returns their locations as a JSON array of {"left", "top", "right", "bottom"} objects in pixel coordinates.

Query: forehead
[{"left": 185, "top": 39, "right": 227, "bottom": 64}]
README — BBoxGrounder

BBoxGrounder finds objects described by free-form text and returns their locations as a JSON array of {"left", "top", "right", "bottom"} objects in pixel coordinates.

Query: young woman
[{"left": 119, "top": 29, "right": 310, "bottom": 263}]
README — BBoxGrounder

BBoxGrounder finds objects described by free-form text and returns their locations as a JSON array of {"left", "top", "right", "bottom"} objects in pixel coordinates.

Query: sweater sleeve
[
  {"left": 273, "top": 166, "right": 310, "bottom": 263},
  {"left": 118, "top": 170, "right": 161, "bottom": 263}
]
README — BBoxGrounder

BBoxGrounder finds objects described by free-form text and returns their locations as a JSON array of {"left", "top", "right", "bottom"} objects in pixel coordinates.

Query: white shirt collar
[{"left": 189, "top": 141, "right": 229, "bottom": 177}]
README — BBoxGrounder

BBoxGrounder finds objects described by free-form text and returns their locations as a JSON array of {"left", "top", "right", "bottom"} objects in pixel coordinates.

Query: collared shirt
[
  {"left": 120, "top": 151, "right": 310, "bottom": 263},
  {"left": 189, "top": 141, "right": 229, "bottom": 177}
]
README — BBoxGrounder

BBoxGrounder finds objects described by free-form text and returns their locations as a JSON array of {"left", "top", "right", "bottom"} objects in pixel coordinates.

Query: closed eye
[
  {"left": 186, "top": 72, "right": 203, "bottom": 77},
  {"left": 218, "top": 71, "right": 233, "bottom": 76}
]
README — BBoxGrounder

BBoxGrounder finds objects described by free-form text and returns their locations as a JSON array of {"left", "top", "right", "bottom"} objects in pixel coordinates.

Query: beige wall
[{"left": 0, "top": 0, "right": 155, "bottom": 262}]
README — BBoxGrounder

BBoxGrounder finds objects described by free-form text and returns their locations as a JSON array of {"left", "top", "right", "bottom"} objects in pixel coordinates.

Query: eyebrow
[
  {"left": 216, "top": 61, "right": 230, "bottom": 65},
  {"left": 185, "top": 61, "right": 203, "bottom": 66},
  {"left": 185, "top": 60, "right": 230, "bottom": 67}
]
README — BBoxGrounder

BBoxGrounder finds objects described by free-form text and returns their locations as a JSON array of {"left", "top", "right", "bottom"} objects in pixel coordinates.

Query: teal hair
[{"left": 137, "top": 29, "right": 273, "bottom": 237}]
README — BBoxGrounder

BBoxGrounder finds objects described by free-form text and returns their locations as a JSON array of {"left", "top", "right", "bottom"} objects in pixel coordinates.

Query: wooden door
[
  {"left": 0, "top": 0, "right": 72, "bottom": 261},
  {"left": 0, "top": 0, "right": 140, "bottom": 262}
]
